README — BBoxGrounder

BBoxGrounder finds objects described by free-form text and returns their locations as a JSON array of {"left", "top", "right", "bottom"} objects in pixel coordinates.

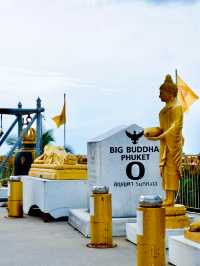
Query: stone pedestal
[
  {"left": 126, "top": 222, "right": 185, "bottom": 248},
  {"left": 168, "top": 235, "right": 200, "bottom": 266},
  {"left": 68, "top": 209, "right": 136, "bottom": 237},
  {"left": 165, "top": 204, "right": 190, "bottom": 229},
  {"left": 69, "top": 124, "right": 163, "bottom": 236},
  {"left": 22, "top": 176, "right": 88, "bottom": 219},
  {"left": 88, "top": 124, "right": 164, "bottom": 218},
  {"left": 29, "top": 164, "right": 87, "bottom": 180}
]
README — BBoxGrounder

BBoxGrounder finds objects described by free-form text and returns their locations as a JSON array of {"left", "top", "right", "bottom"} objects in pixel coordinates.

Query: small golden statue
[
  {"left": 14, "top": 128, "right": 36, "bottom": 175},
  {"left": 23, "top": 128, "right": 36, "bottom": 144},
  {"left": 144, "top": 75, "right": 189, "bottom": 228}
]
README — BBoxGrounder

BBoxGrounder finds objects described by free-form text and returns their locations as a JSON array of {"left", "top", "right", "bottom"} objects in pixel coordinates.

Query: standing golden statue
[
  {"left": 144, "top": 75, "right": 189, "bottom": 228},
  {"left": 144, "top": 75, "right": 183, "bottom": 206}
]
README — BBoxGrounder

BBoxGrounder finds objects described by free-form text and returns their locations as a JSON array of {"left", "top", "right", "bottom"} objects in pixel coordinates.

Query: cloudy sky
[{"left": 0, "top": 0, "right": 200, "bottom": 155}]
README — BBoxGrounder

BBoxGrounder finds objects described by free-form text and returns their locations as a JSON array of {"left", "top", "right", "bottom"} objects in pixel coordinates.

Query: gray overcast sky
[{"left": 0, "top": 0, "right": 200, "bottom": 154}]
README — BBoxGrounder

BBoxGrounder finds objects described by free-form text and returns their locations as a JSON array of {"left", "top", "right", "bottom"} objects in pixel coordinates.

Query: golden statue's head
[{"left": 159, "top": 74, "right": 178, "bottom": 102}]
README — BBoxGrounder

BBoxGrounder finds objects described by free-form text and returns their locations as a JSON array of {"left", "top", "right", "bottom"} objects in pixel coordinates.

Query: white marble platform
[
  {"left": 126, "top": 222, "right": 185, "bottom": 248},
  {"left": 68, "top": 208, "right": 136, "bottom": 237},
  {"left": 168, "top": 235, "right": 200, "bottom": 266},
  {"left": 22, "top": 176, "right": 88, "bottom": 219}
]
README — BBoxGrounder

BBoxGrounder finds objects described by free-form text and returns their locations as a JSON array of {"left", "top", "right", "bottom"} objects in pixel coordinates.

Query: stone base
[
  {"left": 184, "top": 230, "right": 200, "bottom": 244},
  {"left": 166, "top": 214, "right": 190, "bottom": 229},
  {"left": 126, "top": 222, "right": 185, "bottom": 248},
  {"left": 168, "top": 235, "right": 200, "bottom": 266},
  {"left": 165, "top": 204, "right": 190, "bottom": 229},
  {"left": 165, "top": 204, "right": 186, "bottom": 216},
  {"left": 68, "top": 209, "right": 136, "bottom": 237},
  {"left": 29, "top": 165, "right": 87, "bottom": 180},
  {"left": 22, "top": 176, "right": 88, "bottom": 218}
]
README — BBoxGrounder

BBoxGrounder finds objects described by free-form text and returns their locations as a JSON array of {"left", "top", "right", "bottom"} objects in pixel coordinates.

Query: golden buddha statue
[
  {"left": 144, "top": 75, "right": 183, "bottom": 206},
  {"left": 144, "top": 75, "right": 189, "bottom": 229}
]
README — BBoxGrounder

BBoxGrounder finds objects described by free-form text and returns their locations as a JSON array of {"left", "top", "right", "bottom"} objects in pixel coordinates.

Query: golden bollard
[
  {"left": 136, "top": 195, "right": 166, "bottom": 266},
  {"left": 7, "top": 176, "right": 23, "bottom": 218},
  {"left": 87, "top": 186, "right": 117, "bottom": 248}
]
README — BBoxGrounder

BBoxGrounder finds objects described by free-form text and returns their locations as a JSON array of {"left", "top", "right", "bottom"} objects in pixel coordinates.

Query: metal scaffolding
[{"left": 0, "top": 98, "right": 45, "bottom": 178}]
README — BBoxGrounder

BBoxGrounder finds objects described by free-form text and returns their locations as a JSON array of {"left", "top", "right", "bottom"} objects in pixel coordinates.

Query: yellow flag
[
  {"left": 177, "top": 74, "right": 199, "bottom": 112},
  {"left": 52, "top": 102, "right": 66, "bottom": 127}
]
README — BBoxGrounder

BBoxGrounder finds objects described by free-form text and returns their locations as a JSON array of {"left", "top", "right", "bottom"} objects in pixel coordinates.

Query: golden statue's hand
[
  {"left": 144, "top": 127, "right": 163, "bottom": 140},
  {"left": 146, "top": 132, "right": 166, "bottom": 141}
]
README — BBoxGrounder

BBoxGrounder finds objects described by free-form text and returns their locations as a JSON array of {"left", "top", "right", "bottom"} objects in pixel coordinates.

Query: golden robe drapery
[{"left": 159, "top": 102, "right": 183, "bottom": 191}]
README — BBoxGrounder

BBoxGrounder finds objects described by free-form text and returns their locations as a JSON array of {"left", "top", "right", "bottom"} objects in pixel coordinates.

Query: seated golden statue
[{"left": 29, "top": 145, "right": 87, "bottom": 180}]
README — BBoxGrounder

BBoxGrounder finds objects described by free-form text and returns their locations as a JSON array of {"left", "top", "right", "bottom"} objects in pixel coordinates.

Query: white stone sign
[{"left": 87, "top": 124, "right": 164, "bottom": 217}]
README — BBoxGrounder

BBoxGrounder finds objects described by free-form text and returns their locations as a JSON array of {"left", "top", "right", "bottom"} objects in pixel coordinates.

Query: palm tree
[
  {"left": 41, "top": 129, "right": 54, "bottom": 152},
  {"left": 64, "top": 145, "right": 74, "bottom": 154}
]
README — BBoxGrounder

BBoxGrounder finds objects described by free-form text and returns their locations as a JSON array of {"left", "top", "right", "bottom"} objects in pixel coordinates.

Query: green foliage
[
  {"left": 41, "top": 129, "right": 55, "bottom": 152},
  {"left": 64, "top": 145, "right": 74, "bottom": 154}
]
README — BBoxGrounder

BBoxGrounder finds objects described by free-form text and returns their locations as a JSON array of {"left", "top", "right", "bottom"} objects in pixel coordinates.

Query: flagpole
[
  {"left": 175, "top": 69, "right": 178, "bottom": 85},
  {"left": 175, "top": 69, "right": 178, "bottom": 104},
  {"left": 64, "top": 93, "right": 66, "bottom": 148}
]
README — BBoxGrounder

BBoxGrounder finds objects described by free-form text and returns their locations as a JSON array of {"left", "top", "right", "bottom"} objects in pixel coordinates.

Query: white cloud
[{"left": 0, "top": 0, "right": 199, "bottom": 155}]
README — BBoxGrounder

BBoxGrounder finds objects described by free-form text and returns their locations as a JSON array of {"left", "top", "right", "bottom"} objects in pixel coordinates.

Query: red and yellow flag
[
  {"left": 52, "top": 102, "right": 66, "bottom": 128},
  {"left": 177, "top": 74, "right": 199, "bottom": 112}
]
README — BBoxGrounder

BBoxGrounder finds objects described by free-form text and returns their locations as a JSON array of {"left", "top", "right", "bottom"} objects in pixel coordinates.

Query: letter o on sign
[{"left": 126, "top": 161, "right": 145, "bottom": 180}]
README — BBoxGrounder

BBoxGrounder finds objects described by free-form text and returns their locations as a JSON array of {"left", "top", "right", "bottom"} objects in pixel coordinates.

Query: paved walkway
[
  {"left": 0, "top": 207, "right": 172, "bottom": 266},
  {"left": 0, "top": 207, "right": 135, "bottom": 266}
]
